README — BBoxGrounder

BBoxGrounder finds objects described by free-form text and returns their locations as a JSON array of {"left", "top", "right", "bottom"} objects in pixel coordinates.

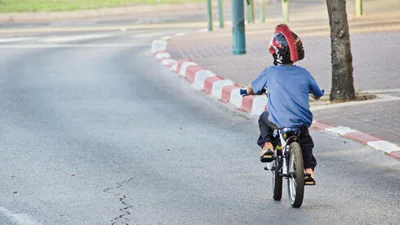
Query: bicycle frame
[{"left": 273, "top": 128, "right": 301, "bottom": 178}]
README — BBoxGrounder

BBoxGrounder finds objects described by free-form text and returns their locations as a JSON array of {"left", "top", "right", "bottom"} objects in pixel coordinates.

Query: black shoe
[{"left": 260, "top": 149, "right": 274, "bottom": 163}]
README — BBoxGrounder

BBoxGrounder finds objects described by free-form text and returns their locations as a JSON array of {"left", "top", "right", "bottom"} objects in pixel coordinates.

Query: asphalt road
[{"left": 0, "top": 28, "right": 399, "bottom": 225}]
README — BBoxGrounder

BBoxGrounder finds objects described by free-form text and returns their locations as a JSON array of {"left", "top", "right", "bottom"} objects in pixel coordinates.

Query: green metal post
[
  {"left": 246, "top": 0, "right": 251, "bottom": 23},
  {"left": 260, "top": 0, "right": 265, "bottom": 23},
  {"left": 207, "top": 0, "right": 213, "bottom": 31},
  {"left": 232, "top": 0, "right": 246, "bottom": 55},
  {"left": 282, "top": 0, "right": 289, "bottom": 23},
  {"left": 246, "top": 0, "right": 255, "bottom": 24},
  {"left": 251, "top": 0, "right": 255, "bottom": 23},
  {"left": 356, "top": 0, "right": 363, "bottom": 16},
  {"left": 218, "top": 0, "right": 224, "bottom": 28}
]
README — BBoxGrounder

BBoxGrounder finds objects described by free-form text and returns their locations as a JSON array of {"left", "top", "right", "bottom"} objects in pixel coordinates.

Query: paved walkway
[{"left": 166, "top": 0, "right": 400, "bottom": 146}]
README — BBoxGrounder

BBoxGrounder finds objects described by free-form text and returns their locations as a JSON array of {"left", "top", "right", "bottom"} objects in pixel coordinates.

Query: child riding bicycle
[{"left": 243, "top": 24, "right": 324, "bottom": 183}]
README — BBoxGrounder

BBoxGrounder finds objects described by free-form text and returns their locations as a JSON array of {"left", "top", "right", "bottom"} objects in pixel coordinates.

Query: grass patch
[{"left": 0, "top": 0, "right": 204, "bottom": 12}]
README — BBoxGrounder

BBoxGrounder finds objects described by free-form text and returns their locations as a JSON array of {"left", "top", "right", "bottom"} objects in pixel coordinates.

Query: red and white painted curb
[
  {"left": 312, "top": 121, "right": 400, "bottom": 160},
  {"left": 151, "top": 31, "right": 400, "bottom": 161}
]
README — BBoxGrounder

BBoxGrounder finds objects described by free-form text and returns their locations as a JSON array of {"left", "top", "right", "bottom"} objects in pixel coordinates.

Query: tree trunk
[{"left": 326, "top": 0, "right": 356, "bottom": 102}]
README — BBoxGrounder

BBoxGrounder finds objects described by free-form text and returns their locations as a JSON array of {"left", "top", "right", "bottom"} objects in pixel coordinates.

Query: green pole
[
  {"left": 232, "top": 0, "right": 246, "bottom": 55},
  {"left": 207, "top": 0, "right": 213, "bottom": 31},
  {"left": 218, "top": 0, "right": 224, "bottom": 28},
  {"left": 246, "top": 0, "right": 254, "bottom": 24},
  {"left": 356, "top": 0, "right": 363, "bottom": 16},
  {"left": 251, "top": 0, "right": 255, "bottom": 23},
  {"left": 260, "top": 0, "right": 265, "bottom": 23},
  {"left": 246, "top": 0, "right": 251, "bottom": 23},
  {"left": 282, "top": 0, "right": 289, "bottom": 23}
]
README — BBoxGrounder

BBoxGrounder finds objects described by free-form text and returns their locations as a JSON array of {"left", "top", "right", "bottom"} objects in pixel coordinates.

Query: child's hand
[{"left": 246, "top": 84, "right": 255, "bottom": 95}]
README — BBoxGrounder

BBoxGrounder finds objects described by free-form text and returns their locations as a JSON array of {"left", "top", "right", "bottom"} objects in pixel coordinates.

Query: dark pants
[{"left": 257, "top": 111, "right": 317, "bottom": 170}]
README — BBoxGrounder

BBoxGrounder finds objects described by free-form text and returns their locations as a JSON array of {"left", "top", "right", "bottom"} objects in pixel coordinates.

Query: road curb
[{"left": 151, "top": 30, "right": 400, "bottom": 161}]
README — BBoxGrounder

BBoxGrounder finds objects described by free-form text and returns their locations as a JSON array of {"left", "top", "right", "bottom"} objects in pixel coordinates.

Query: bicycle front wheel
[
  {"left": 272, "top": 158, "right": 282, "bottom": 201},
  {"left": 287, "top": 142, "right": 305, "bottom": 208}
]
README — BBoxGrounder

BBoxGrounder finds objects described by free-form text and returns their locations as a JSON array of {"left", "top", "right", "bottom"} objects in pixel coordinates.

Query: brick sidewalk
[{"left": 165, "top": 0, "right": 400, "bottom": 152}]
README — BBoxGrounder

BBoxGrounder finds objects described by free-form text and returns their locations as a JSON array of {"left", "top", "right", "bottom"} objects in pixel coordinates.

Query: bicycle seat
[
  {"left": 273, "top": 127, "right": 301, "bottom": 139},
  {"left": 280, "top": 127, "right": 301, "bottom": 137}
]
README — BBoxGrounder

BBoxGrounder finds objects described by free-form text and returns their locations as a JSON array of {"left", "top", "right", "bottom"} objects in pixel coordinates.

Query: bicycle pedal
[{"left": 305, "top": 181, "right": 316, "bottom": 186}]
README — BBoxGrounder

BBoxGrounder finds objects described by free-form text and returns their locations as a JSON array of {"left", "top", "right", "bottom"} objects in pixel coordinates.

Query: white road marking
[
  {"left": 0, "top": 37, "right": 34, "bottom": 43},
  {"left": 0, "top": 207, "right": 43, "bottom": 225},
  {"left": 0, "top": 43, "right": 145, "bottom": 48},
  {"left": 131, "top": 32, "right": 170, "bottom": 38},
  {"left": 40, "top": 33, "right": 118, "bottom": 43},
  {"left": 0, "top": 30, "right": 170, "bottom": 47}
]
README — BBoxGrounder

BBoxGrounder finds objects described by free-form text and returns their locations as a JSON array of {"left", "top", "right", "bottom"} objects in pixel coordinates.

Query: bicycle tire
[
  {"left": 287, "top": 142, "right": 305, "bottom": 208},
  {"left": 272, "top": 156, "right": 283, "bottom": 201}
]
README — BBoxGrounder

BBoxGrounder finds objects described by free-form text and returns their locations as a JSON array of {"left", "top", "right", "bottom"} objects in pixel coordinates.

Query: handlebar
[
  {"left": 241, "top": 88, "right": 324, "bottom": 97},
  {"left": 240, "top": 89, "right": 248, "bottom": 96}
]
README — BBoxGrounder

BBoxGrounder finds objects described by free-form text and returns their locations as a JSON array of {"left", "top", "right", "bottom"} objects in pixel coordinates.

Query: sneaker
[
  {"left": 304, "top": 168, "right": 316, "bottom": 185},
  {"left": 260, "top": 142, "right": 274, "bottom": 163}
]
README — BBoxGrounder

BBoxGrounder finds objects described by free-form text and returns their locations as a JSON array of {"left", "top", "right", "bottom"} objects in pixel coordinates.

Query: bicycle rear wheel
[
  {"left": 287, "top": 142, "right": 305, "bottom": 208},
  {"left": 272, "top": 158, "right": 282, "bottom": 201}
]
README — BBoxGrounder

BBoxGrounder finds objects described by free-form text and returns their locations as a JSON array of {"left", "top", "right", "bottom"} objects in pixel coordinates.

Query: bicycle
[
  {"left": 240, "top": 88, "right": 318, "bottom": 208},
  {"left": 268, "top": 126, "right": 316, "bottom": 208}
]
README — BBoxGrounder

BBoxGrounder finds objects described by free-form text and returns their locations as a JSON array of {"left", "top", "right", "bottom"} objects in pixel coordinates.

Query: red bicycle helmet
[{"left": 269, "top": 24, "right": 304, "bottom": 65}]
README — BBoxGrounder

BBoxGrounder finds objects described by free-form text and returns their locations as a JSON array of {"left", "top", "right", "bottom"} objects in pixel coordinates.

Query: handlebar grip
[{"left": 240, "top": 89, "right": 248, "bottom": 96}]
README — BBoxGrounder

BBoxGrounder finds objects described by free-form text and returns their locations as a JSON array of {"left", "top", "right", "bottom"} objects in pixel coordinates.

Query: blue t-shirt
[{"left": 251, "top": 65, "right": 323, "bottom": 128}]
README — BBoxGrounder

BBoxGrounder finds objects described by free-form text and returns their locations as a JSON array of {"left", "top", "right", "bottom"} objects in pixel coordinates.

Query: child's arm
[
  {"left": 249, "top": 69, "right": 268, "bottom": 95},
  {"left": 240, "top": 69, "right": 268, "bottom": 96},
  {"left": 309, "top": 76, "right": 324, "bottom": 99}
]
